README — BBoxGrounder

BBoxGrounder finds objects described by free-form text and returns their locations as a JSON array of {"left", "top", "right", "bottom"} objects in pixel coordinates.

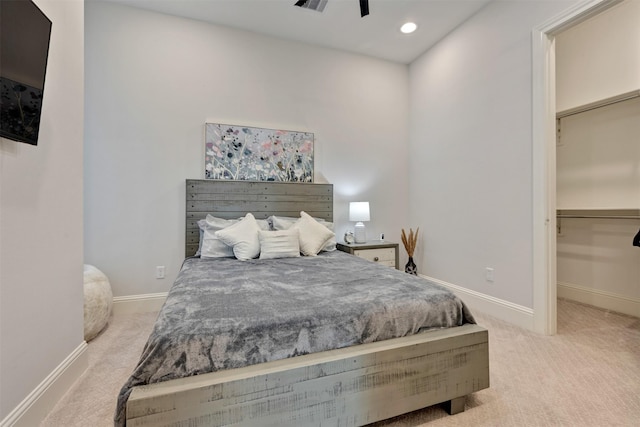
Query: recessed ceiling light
[{"left": 400, "top": 22, "right": 417, "bottom": 34}]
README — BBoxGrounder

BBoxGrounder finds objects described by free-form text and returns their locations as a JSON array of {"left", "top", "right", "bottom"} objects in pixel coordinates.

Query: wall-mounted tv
[{"left": 0, "top": 0, "right": 52, "bottom": 146}]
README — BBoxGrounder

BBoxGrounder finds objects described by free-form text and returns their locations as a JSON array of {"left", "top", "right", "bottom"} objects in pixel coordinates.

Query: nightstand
[{"left": 336, "top": 241, "right": 400, "bottom": 269}]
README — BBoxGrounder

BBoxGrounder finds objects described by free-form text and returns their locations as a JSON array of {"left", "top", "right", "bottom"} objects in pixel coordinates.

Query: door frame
[{"left": 531, "top": 0, "right": 623, "bottom": 335}]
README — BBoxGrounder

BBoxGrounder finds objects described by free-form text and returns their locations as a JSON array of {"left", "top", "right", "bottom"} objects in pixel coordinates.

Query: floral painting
[{"left": 205, "top": 123, "right": 314, "bottom": 182}]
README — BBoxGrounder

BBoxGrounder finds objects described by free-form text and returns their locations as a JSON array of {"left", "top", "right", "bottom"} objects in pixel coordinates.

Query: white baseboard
[
  {"left": 558, "top": 281, "right": 640, "bottom": 318},
  {"left": 419, "top": 274, "right": 535, "bottom": 331},
  {"left": 112, "top": 292, "right": 167, "bottom": 316},
  {"left": 0, "top": 342, "right": 88, "bottom": 427},
  {"left": 1, "top": 292, "right": 167, "bottom": 427}
]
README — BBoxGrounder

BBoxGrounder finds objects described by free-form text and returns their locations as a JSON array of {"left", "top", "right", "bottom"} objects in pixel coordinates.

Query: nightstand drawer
[
  {"left": 353, "top": 248, "right": 396, "bottom": 267},
  {"left": 337, "top": 242, "right": 399, "bottom": 269}
]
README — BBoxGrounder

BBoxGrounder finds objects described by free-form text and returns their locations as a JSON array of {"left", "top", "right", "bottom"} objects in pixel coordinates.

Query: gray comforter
[{"left": 115, "top": 251, "right": 475, "bottom": 426}]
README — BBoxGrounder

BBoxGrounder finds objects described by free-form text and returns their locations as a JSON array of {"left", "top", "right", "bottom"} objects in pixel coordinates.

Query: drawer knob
[{"left": 374, "top": 256, "right": 379, "bottom": 261}]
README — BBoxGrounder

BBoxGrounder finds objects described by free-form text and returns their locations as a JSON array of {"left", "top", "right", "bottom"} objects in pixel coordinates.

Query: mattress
[{"left": 115, "top": 250, "right": 475, "bottom": 425}]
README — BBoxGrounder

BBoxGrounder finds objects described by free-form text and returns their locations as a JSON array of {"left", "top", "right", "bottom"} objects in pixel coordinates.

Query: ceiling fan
[{"left": 294, "top": 0, "right": 369, "bottom": 17}]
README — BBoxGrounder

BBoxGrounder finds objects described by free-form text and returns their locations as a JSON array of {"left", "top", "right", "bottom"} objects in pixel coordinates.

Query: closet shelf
[
  {"left": 556, "top": 89, "right": 640, "bottom": 119},
  {"left": 556, "top": 209, "right": 640, "bottom": 220}
]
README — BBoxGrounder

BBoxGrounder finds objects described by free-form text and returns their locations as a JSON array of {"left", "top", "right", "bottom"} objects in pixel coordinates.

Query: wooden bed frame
[{"left": 125, "top": 179, "right": 489, "bottom": 426}]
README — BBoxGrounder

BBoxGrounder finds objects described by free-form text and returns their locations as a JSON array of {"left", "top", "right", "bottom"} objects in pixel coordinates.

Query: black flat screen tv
[{"left": 0, "top": 0, "right": 52, "bottom": 146}]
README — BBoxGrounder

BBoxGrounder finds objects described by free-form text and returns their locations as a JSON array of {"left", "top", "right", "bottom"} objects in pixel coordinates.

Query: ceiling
[{"left": 104, "top": 0, "right": 492, "bottom": 64}]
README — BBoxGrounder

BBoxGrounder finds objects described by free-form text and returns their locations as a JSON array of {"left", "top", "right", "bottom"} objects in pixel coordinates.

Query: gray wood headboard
[{"left": 186, "top": 179, "right": 334, "bottom": 257}]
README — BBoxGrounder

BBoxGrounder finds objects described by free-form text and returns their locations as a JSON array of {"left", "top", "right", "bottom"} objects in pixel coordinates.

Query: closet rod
[
  {"left": 556, "top": 209, "right": 640, "bottom": 220},
  {"left": 556, "top": 89, "right": 640, "bottom": 119},
  {"left": 556, "top": 215, "right": 640, "bottom": 219}
]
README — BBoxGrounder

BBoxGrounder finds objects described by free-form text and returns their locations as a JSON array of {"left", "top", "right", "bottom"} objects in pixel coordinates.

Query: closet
[
  {"left": 555, "top": 93, "right": 640, "bottom": 317},
  {"left": 554, "top": 0, "right": 640, "bottom": 318}
]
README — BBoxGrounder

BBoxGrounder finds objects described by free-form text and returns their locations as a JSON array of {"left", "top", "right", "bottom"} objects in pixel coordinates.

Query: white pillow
[
  {"left": 291, "top": 211, "right": 335, "bottom": 256},
  {"left": 200, "top": 216, "right": 238, "bottom": 258},
  {"left": 318, "top": 220, "right": 337, "bottom": 252},
  {"left": 199, "top": 215, "right": 270, "bottom": 258},
  {"left": 195, "top": 219, "right": 206, "bottom": 256},
  {"left": 215, "top": 213, "right": 262, "bottom": 260},
  {"left": 254, "top": 217, "right": 271, "bottom": 231},
  {"left": 270, "top": 215, "right": 336, "bottom": 252},
  {"left": 259, "top": 229, "right": 300, "bottom": 259},
  {"left": 269, "top": 215, "right": 298, "bottom": 231}
]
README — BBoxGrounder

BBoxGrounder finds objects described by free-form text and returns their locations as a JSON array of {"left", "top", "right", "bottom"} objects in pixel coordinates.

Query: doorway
[{"left": 531, "top": 0, "right": 625, "bottom": 335}]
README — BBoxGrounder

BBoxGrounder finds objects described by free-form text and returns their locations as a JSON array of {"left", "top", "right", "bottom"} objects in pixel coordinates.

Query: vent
[{"left": 295, "top": 0, "right": 328, "bottom": 13}]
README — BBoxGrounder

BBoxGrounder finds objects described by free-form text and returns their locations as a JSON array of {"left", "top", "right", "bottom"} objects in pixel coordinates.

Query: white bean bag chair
[{"left": 83, "top": 264, "right": 113, "bottom": 341}]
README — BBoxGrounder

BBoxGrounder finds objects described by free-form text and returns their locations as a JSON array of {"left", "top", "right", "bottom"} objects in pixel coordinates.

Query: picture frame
[{"left": 205, "top": 123, "right": 314, "bottom": 182}]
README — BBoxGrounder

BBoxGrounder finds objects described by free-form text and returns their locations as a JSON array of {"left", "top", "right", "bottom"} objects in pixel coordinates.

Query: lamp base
[{"left": 354, "top": 222, "right": 366, "bottom": 243}]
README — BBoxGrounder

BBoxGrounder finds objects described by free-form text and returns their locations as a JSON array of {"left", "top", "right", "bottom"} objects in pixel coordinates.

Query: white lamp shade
[{"left": 349, "top": 202, "right": 370, "bottom": 222}]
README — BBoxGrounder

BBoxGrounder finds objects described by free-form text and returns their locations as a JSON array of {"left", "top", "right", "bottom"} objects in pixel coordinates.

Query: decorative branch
[{"left": 401, "top": 227, "right": 419, "bottom": 257}]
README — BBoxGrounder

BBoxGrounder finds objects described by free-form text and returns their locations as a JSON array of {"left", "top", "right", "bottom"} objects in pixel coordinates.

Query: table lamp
[{"left": 349, "top": 202, "right": 370, "bottom": 243}]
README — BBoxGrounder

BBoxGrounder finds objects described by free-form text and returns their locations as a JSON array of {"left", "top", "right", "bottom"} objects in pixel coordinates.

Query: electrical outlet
[
  {"left": 156, "top": 266, "right": 165, "bottom": 279},
  {"left": 485, "top": 267, "right": 494, "bottom": 282}
]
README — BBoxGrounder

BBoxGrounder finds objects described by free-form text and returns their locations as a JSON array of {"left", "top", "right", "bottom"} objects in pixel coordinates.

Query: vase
[{"left": 405, "top": 256, "right": 417, "bottom": 275}]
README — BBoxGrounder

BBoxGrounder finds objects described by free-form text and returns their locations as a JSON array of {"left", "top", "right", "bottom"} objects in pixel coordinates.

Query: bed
[{"left": 117, "top": 179, "right": 489, "bottom": 427}]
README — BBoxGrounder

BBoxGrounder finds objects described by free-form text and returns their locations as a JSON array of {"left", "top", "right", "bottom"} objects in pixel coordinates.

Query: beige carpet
[{"left": 41, "top": 299, "right": 640, "bottom": 427}]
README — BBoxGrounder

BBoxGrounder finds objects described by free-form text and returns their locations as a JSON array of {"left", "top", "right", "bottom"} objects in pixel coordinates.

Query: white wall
[
  {"left": 408, "top": 0, "right": 580, "bottom": 311},
  {"left": 557, "top": 217, "right": 640, "bottom": 316},
  {"left": 556, "top": 0, "right": 640, "bottom": 111},
  {"left": 556, "top": 98, "right": 640, "bottom": 209},
  {"left": 84, "top": 1, "right": 409, "bottom": 297},
  {"left": 0, "top": 0, "right": 85, "bottom": 422}
]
